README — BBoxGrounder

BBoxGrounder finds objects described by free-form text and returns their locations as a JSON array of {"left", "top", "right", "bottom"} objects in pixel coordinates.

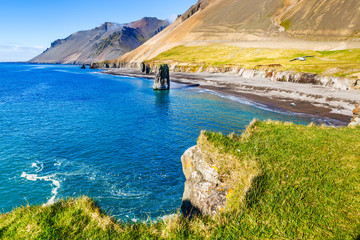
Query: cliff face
[
  {"left": 181, "top": 145, "right": 229, "bottom": 217},
  {"left": 180, "top": 131, "right": 260, "bottom": 217},
  {"left": 30, "top": 17, "right": 169, "bottom": 64},
  {"left": 113, "top": 0, "right": 360, "bottom": 65}
]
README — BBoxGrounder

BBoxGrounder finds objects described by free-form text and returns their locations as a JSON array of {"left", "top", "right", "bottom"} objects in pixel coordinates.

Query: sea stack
[
  {"left": 81, "top": 64, "right": 86, "bottom": 69},
  {"left": 153, "top": 64, "right": 170, "bottom": 90}
]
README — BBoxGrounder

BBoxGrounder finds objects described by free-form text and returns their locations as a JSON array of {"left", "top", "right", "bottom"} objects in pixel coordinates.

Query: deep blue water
[{"left": 0, "top": 63, "right": 336, "bottom": 221}]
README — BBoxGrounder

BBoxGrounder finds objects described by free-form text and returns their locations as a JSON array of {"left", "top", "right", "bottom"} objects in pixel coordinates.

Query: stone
[
  {"left": 80, "top": 64, "right": 86, "bottom": 69},
  {"left": 153, "top": 64, "right": 170, "bottom": 90},
  {"left": 353, "top": 79, "right": 360, "bottom": 90},
  {"left": 353, "top": 104, "right": 360, "bottom": 115},
  {"left": 348, "top": 103, "right": 360, "bottom": 127},
  {"left": 181, "top": 146, "right": 228, "bottom": 218},
  {"left": 90, "top": 63, "right": 98, "bottom": 69}
]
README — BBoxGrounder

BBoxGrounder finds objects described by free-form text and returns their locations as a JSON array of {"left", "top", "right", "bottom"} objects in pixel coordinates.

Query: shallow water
[{"left": 0, "top": 63, "right": 334, "bottom": 221}]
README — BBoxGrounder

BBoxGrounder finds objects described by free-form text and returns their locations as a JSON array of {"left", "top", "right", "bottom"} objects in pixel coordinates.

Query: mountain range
[
  {"left": 31, "top": 0, "right": 360, "bottom": 66},
  {"left": 114, "top": 0, "right": 360, "bottom": 65},
  {"left": 30, "top": 17, "right": 169, "bottom": 64}
]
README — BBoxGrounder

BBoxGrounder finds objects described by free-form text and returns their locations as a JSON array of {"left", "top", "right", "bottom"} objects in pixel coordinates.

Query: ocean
[{"left": 0, "top": 63, "right": 335, "bottom": 221}]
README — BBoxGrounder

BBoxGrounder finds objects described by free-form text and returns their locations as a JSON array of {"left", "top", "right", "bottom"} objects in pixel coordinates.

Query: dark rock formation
[
  {"left": 153, "top": 64, "right": 170, "bottom": 90},
  {"left": 146, "top": 65, "right": 151, "bottom": 74},
  {"left": 90, "top": 63, "right": 98, "bottom": 69},
  {"left": 181, "top": 146, "right": 229, "bottom": 218},
  {"left": 182, "top": 0, "right": 216, "bottom": 21},
  {"left": 354, "top": 79, "right": 360, "bottom": 90},
  {"left": 141, "top": 62, "right": 146, "bottom": 73},
  {"left": 80, "top": 64, "right": 86, "bottom": 69},
  {"left": 349, "top": 103, "right": 360, "bottom": 127}
]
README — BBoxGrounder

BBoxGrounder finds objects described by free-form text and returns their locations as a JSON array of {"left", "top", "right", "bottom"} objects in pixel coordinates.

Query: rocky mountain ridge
[
  {"left": 30, "top": 17, "right": 169, "bottom": 64},
  {"left": 113, "top": 0, "right": 360, "bottom": 65}
]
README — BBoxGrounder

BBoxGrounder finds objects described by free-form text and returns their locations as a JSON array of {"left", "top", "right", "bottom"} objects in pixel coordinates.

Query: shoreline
[{"left": 102, "top": 68, "right": 360, "bottom": 125}]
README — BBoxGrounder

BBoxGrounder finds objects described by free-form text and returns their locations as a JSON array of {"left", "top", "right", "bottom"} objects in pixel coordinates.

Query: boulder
[
  {"left": 90, "top": 63, "right": 98, "bottom": 69},
  {"left": 181, "top": 146, "right": 228, "bottom": 218},
  {"left": 349, "top": 103, "right": 360, "bottom": 127},
  {"left": 153, "top": 64, "right": 170, "bottom": 90},
  {"left": 354, "top": 79, "right": 360, "bottom": 90}
]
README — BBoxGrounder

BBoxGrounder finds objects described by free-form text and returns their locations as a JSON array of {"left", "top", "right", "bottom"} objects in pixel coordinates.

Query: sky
[{"left": 0, "top": 0, "right": 197, "bottom": 62}]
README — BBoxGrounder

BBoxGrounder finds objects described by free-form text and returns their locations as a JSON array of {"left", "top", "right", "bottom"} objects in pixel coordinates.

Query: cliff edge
[{"left": 1, "top": 121, "right": 360, "bottom": 239}]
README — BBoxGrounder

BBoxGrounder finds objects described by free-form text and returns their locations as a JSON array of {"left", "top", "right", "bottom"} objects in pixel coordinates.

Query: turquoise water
[{"left": 0, "top": 63, "right": 340, "bottom": 221}]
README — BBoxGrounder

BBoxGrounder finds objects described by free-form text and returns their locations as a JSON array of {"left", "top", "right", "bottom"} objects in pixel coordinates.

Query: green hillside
[{"left": 149, "top": 45, "right": 360, "bottom": 77}]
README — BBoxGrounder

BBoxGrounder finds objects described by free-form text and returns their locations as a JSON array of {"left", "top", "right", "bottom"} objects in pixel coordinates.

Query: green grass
[
  {"left": 149, "top": 45, "right": 360, "bottom": 77},
  {"left": 281, "top": 20, "right": 291, "bottom": 30},
  {"left": 1, "top": 121, "right": 360, "bottom": 239}
]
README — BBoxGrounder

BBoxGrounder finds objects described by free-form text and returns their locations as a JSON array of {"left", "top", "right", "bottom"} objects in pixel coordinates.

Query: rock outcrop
[
  {"left": 349, "top": 104, "right": 360, "bottom": 127},
  {"left": 141, "top": 62, "right": 151, "bottom": 74},
  {"left": 181, "top": 146, "right": 229, "bottom": 218},
  {"left": 153, "top": 64, "right": 170, "bottom": 90}
]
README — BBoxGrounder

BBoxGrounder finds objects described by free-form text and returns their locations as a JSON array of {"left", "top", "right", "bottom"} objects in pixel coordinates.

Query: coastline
[{"left": 102, "top": 68, "right": 360, "bottom": 125}]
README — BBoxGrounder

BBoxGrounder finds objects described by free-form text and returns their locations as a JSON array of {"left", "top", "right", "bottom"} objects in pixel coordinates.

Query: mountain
[
  {"left": 30, "top": 17, "right": 169, "bottom": 64},
  {"left": 114, "top": 0, "right": 360, "bottom": 65}
]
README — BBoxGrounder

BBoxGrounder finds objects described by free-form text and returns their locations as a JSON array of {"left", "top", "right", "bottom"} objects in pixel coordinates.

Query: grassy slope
[
  {"left": 149, "top": 45, "right": 360, "bottom": 77},
  {"left": 1, "top": 121, "right": 359, "bottom": 239}
]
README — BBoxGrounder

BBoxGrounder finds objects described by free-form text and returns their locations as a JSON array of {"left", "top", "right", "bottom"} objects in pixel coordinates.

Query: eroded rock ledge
[
  {"left": 91, "top": 61, "right": 359, "bottom": 91},
  {"left": 181, "top": 146, "right": 229, "bottom": 217},
  {"left": 179, "top": 124, "right": 263, "bottom": 218}
]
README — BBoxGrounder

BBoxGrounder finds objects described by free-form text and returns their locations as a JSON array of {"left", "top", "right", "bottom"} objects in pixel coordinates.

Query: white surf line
[
  {"left": 21, "top": 172, "right": 61, "bottom": 206},
  {"left": 203, "top": 89, "right": 345, "bottom": 125}
]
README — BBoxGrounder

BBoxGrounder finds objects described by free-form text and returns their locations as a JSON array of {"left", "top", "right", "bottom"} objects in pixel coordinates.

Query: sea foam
[{"left": 21, "top": 172, "right": 61, "bottom": 206}]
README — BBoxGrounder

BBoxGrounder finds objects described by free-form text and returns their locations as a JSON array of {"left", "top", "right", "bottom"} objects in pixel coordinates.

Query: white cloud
[
  {"left": 0, "top": 44, "right": 46, "bottom": 62},
  {"left": 168, "top": 14, "right": 178, "bottom": 23}
]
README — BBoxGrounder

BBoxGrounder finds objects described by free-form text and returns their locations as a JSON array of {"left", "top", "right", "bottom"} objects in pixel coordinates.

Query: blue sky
[{"left": 0, "top": 0, "right": 196, "bottom": 62}]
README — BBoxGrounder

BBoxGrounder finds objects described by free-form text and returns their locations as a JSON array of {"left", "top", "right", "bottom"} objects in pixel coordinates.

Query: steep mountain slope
[
  {"left": 114, "top": 0, "right": 360, "bottom": 65},
  {"left": 30, "top": 17, "right": 169, "bottom": 64},
  {"left": 279, "top": 0, "right": 360, "bottom": 40}
]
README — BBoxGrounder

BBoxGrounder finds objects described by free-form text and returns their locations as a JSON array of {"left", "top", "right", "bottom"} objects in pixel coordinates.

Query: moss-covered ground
[
  {"left": 149, "top": 45, "right": 360, "bottom": 78},
  {"left": 1, "top": 121, "right": 359, "bottom": 239}
]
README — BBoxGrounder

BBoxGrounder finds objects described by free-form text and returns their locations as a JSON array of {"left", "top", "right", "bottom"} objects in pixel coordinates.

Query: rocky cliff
[
  {"left": 180, "top": 130, "right": 260, "bottom": 217},
  {"left": 30, "top": 17, "right": 169, "bottom": 64}
]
